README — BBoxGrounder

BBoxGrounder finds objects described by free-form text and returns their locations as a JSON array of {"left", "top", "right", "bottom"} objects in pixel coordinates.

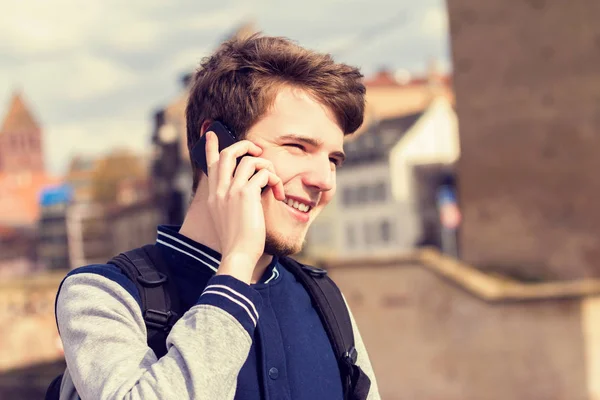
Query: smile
[{"left": 281, "top": 197, "right": 312, "bottom": 213}]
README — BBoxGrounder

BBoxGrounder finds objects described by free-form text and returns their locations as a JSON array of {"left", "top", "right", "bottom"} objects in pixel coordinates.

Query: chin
[{"left": 264, "top": 231, "right": 306, "bottom": 258}]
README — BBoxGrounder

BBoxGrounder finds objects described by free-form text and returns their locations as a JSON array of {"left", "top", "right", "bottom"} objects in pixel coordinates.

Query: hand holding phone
[
  {"left": 191, "top": 121, "right": 238, "bottom": 176},
  {"left": 198, "top": 123, "right": 285, "bottom": 283}
]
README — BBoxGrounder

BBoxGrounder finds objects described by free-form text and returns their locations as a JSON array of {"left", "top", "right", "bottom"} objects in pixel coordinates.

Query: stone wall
[{"left": 328, "top": 255, "right": 593, "bottom": 399}]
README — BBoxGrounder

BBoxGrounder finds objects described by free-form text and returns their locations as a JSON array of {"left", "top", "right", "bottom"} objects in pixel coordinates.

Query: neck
[{"left": 179, "top": 186, "right": 273, "bottom": 284}]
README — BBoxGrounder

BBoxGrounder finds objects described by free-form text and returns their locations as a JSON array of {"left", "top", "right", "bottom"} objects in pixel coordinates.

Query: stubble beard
[{"left": 264, "top": 229, "right": 306, "bottom": 258}]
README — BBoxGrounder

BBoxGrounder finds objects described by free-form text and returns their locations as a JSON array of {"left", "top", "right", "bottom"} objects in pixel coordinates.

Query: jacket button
[{"left": 268, "top": 367, "right": 279, "bottom": 380}]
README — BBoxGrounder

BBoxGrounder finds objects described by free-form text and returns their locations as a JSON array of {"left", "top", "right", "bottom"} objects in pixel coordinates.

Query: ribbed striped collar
[{"left": 155, "top": 225, "right": 281, "bottom": 285}]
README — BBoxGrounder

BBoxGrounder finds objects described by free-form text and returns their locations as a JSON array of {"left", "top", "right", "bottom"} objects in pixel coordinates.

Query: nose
[{"left": 302, "top": 155, "right": 335, "bottom": 192}]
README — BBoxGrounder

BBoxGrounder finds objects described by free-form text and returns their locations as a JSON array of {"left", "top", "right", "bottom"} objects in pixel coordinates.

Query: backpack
[{"left": 46, "top": 244, "right": 371, "bottom": 400}]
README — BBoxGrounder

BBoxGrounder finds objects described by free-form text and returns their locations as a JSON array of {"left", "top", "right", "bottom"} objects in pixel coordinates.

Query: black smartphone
[{"left": 191, "top": 121, "right": 238, "bottom": 176}]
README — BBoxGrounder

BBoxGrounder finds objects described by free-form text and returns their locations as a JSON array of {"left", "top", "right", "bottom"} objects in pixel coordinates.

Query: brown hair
[{"left": 186, "top": 33, "right": 366, "bottom": 192}]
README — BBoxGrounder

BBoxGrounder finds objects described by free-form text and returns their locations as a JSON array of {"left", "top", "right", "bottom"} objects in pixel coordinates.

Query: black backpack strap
[
  {"left": 44, "top": 373, "right": 63, "bottom": 400},
  {"left": 281, "top": 257, "right": 371, "bottom": 400},
  {"left": 108, "top": 244, "right": 182, "bottom": 358}
]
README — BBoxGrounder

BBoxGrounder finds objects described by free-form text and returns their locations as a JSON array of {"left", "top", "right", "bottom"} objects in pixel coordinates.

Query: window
[
  {"left": 373, "top": 182, "right": 387, "bottom": 202},
  {"left": 346, "top": 223, "right": 356, "bottom": 248},
  {"left": 380, "top": 220, "right": 393, "bottom": 243},
  {"left": 363, "top": 222, "right": 373, "bottom": 246},
  {"left": 357, "top": 185, "right": 368, "bottom": 204},
  {"left": 343, "top": 181, "right": 388, "bottom": 207}
]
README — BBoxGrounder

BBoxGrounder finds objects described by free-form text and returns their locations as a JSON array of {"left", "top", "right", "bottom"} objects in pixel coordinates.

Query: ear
[{"left": 200, "top": 120, "right": 213, "bottom": 137}]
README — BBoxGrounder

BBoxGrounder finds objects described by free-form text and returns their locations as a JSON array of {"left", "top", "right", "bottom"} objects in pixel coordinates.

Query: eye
[
  {"left": 330, "top": 158, "right": 341, "bottom": 167},
  {"left": 285, "top": 143, "right": 306, "bottom": 151}
]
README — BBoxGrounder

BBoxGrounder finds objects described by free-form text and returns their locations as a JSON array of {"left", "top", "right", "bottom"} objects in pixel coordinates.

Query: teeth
[{"left": 282, "top": 197, "right": 311, "bottom": 213}]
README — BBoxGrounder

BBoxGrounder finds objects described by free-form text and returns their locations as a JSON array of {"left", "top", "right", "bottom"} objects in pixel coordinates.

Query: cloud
[
  {"left": 101, "top": 19, "right": 166, "bottom": 53},
  {"left": 176, "top": 4, "right": 254, "bottom": 33},
  {"left": 421, "top": 5, "right": 450, "bottom": 38},
  {"left": 62, "top": 53, "right": 139, "bottom": 101},
  {"left": 0, "top": 1, "right": 102, "bottom": 56},
  {"left": 165, "top": 47, "right": 211, "bottom": 77},
  {"left": 0, "top": 51, "right": 138, "bottom": 125},
  {"left": 44, "top": 118, "right": 152, "bottom": 173}
]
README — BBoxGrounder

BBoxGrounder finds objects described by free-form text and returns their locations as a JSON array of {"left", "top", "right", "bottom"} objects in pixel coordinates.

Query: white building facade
[{"left": 306, "top": 96, "right": 459, "bottom": 259}]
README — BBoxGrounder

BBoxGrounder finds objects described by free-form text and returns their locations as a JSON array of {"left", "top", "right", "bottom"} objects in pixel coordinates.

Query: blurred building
[
  {"left": 107, "top": 177, "right": 161, "bottom": 255},
  {"left": 0, "top": 91, "right": 44, "bottom": 174},
  {"left": 150, "top": 107, "right": 186, "bottom": 226},
  {"left": 65, "top": 189, "right": 161, "bottom": 270},
  {"left": 0, "top": 225, "right": 39, "bottom": 278},
  {"left": 0, "top": 91, "right": 59, "bottom": 277},
  {"left": 358, "top": 63, "right": 454, "bottom": 133},
  {"left": 0, "top": 92, "right": 58, "bottom": 227},
  {"left": 61, "top": 149, "right": 160, "bottom": 268},
  {"left": 64, "top": 156, "right": 98, "bottom": 204},
  {"left": 389, "top": 97, "right": 460, "bottom": 252},
  {"left": 37, "top": 185, "right": 73, "bottom": 271},
  {"left": 64, "top": 178, "right": 160, "bottom": 268},
  {"left": 306, "top": 71, "right": 458, "bottom": 259},
  {"left": 65, "top": 203, "right": 109, "bottom": 268},
  {"left": 447, "top": 0, "right": 600, "bottom": 280}
]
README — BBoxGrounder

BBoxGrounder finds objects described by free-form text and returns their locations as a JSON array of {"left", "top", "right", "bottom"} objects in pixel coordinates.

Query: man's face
[{"left": 245, "top": 86, "right": 346, "bottom": 257}]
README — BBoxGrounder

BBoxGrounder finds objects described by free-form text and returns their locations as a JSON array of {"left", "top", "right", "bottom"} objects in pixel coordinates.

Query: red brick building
[
  {"left": 0, "top": 92, "right": 44, "bottom": 174},
  {"left": 0, "top": 92, "right": 58, "bottom": 276}
]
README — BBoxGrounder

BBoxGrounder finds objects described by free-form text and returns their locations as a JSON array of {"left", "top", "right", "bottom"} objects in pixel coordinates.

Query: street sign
[{"left": 39, "top": 184, "right": 73, "bottom": 207}]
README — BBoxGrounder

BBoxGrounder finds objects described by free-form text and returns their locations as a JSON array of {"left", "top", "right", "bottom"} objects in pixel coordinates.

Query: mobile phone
[{"left": 191, "top": 121, "right": 238, "bottom": 176}]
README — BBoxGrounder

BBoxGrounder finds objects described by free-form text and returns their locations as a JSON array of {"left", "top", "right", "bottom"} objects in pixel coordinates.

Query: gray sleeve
[
  {"left": 345, "top": 297, "right": 382, "bottom": 400},
  {"left": 57, "top": 273, "right": 260, "bottom": 400}
]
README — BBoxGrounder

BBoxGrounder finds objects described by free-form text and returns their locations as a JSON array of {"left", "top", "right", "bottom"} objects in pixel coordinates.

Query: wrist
[{"left": 217, "top": 253, "right": 257, "bottom": 284}]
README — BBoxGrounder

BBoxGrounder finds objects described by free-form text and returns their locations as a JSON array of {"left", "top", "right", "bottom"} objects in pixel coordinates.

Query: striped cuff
[{"left": 197, "top": 275, "right": 262, "bottom": 335}]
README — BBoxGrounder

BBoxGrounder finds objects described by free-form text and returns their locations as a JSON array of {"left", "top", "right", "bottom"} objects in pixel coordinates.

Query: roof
[
  {"left": 342, "top": 111, "right": 424, "bottom": 167},
  {"left": 1, "top": 91, "right": 40, "bottom": 133},
  {"left": 353, "top": 78, "right": 453, "bottom": 139},
  {"left": 363, "top": 68, "right": 453, "bottom": 89}
]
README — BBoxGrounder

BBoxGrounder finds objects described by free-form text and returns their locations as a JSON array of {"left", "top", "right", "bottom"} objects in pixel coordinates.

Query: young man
[{"left": 55, "top": 34, "right": 380, "bottom": 399}]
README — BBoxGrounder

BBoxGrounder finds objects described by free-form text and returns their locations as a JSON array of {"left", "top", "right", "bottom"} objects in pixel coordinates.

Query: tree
[{"left": 90, "top": 149, "right": 147, "bottom": 205}]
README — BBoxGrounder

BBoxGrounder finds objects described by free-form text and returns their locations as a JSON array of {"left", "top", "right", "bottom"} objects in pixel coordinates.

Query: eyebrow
[{"left": 279, "top": 134, "right": 346, "bottom": 163}]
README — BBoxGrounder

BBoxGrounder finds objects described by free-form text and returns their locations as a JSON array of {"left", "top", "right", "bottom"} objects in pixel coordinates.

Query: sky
[{"left": 0, "top": 0, "right": 452, "bottom": 175}]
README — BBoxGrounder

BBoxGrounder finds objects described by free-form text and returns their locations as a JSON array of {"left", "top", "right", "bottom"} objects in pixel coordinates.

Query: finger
[
  {"left": 231, "top": 156, "right": 275, "bottom": 184},
  {"left": 248, "top": 169, "right": 283, "bottom": 195},
  {"left": 205, "top": 131, "right": 220, "bottom": 172},
  {"left": 204, "top": 131, "right": 221, "bottom": 195},
  {"left": 230, "top": 157, "right": 286, "bottom": 201},
  {"left": 217, "top": 140, "right": 263, "bottom": 189},
  {"left": 220, "top": 140, "right": 262, "bottom": 161},
  {"left": 270, "top": 177, "right": 286, "bottom": 201}
]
